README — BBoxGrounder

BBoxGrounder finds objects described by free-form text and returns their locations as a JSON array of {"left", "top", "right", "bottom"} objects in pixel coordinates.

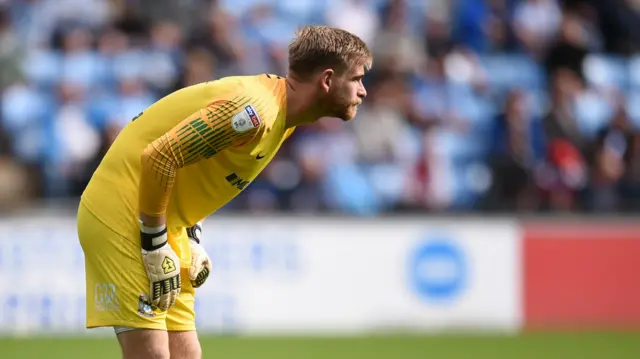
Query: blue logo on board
[{"left": 408, "top": 236, "right": 467, "bottom": 303}]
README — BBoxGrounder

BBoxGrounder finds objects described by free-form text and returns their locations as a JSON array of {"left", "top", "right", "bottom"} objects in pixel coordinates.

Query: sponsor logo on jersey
[
  {"left": 226, "top": 173, "right": 250, "bottom": 190},
  {"left": 231, "top": 104, "right": 261, "bottom": 132},
  {"left": 94, "top": 283, "right": 121, "bottom": 312},
  {"left": 244, "top": 105, "right": 261, "bottom": 127}
]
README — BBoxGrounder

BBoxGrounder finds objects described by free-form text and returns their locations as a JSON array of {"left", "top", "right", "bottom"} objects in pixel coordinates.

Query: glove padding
[
  {"left": 186, "top": 222, "right": 211, "bottom": 288},
  {"left": 140, "top": 224, "right": 181, "bottom": 311}
]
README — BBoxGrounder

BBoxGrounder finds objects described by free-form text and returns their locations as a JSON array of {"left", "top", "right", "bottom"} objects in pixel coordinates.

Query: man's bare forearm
[{"left": 139, "top": 213, "right": 166, "bottom": 227}]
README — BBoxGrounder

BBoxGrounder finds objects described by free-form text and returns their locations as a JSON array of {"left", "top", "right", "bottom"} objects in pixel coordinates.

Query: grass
[{"left": 1, "top": 331, "right": 639, "bottom": 359}]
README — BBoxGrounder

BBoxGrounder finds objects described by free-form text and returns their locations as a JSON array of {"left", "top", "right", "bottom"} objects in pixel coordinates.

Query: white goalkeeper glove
[
  {"left": 186, "top": 222, "right": 211, "bottom": 288},
  {"left": 139, "top": 221, "right": 181, "bottom": 311}
]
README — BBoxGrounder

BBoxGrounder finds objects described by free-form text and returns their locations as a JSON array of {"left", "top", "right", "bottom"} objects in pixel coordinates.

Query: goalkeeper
[{"left": 77, "top": 25, "right": 371, "bottom": 359}]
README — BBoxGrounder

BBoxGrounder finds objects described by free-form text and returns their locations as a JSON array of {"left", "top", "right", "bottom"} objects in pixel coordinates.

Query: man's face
[{"left": 322, "top": 63, "right": 368, "bottom": 121}]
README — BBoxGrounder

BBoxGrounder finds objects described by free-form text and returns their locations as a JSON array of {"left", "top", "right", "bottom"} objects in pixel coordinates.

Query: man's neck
[{"left": 284, "top": 76, "right": 323, "bottom": 129}]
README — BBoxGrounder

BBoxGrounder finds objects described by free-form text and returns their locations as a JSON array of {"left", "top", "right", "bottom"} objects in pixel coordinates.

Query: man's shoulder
[
  {"left": 225, "top": 74, "right": 284, "bottom": 115},
  {"left": 207, "top": 73, "right": 283, "bottom": 91},
  {"left": 204, "top": 73, "right": 279, "bottom": 88},
  {"left": 196, "top": 74, "right": 284, "bottom": 128}
]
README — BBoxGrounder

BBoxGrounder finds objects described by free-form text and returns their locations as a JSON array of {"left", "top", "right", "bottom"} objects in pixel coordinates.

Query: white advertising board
[{"left": 0, "top": 216, "right": 522, "bottom": 335}]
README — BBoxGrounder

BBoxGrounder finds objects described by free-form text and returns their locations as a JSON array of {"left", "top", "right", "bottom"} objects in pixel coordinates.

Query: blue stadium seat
[
  {"left": 573, "top": 91, "right": 614, "bottom": 138},
  {"left": 583, "top": 54, "right": 630, "bottom": 91},
  {"left": 625, "top": 91, "right": 640, "bottom": 129},
  {"left": 627, "top": 56, "right": 640, "bottom": 91},
  {"left": 22, "top": 50, "right": 61, "bottom": 88},
  {"left": 479, "top": 54, "right": 545, "bottom": 93},
  {"left": 527, "top": 90, "right": 549, "bottom": 119}
]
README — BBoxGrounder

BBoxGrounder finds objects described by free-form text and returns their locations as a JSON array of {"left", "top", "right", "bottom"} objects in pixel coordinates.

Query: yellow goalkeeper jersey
[{"left": 81, "top": 74, "right": 293, "bottom": 266}]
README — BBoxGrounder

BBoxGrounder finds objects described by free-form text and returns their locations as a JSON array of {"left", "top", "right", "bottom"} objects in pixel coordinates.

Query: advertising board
[
  {"left": 0, "top": 216, "right": 522, "bottom": 335},
  {"left": 524, "top": 222, "right": 640, "bottom": 329}
]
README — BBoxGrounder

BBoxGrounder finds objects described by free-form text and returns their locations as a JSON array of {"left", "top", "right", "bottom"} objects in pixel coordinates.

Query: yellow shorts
[{"left": 77, "top": 203, "right": 196, "bottom": 332}]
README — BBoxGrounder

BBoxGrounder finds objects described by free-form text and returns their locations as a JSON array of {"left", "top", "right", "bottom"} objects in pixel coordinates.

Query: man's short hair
[{"left": 288, "top": 25, "right": 373, "bottom": 79}]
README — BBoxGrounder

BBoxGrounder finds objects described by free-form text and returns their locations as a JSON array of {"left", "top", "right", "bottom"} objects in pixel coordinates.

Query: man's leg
[
  {"left": 78, "top": 203, "right": 170, "bottom": 358},
  {"left": 167, "top": 267, "right": 201, "bottom": 359},
  {"left": 117, "top": 329, "right": 170, "bottom": 359},
  {"left": 168, "top": 331, "right": 202, "bottom": 359}
]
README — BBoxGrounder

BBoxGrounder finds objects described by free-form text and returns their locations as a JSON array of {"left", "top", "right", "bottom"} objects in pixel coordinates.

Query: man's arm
[
  {"left": 137, "top": 99, "right": 263, "bottom": 311},
  {"left": 139, "top": 99, "right": 261, "bottom": 228}
]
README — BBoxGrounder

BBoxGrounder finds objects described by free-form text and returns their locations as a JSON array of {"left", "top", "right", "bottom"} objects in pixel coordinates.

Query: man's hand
[
  {"left": 186, "top": 222, "right": 211, "bottom": 288},
  {"left": 140, "top": 222, "right": 181, "bottom": 311}
]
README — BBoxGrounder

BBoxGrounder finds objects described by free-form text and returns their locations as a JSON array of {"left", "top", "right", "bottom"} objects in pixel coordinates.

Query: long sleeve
[{"left": 139, "top": 99, "right": 262, "bottom": 217}]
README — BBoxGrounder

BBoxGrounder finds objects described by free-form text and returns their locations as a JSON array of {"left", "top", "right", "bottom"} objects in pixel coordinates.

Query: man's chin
[{"left": 338, "top": 109, "right": 358, "bottom": 122}]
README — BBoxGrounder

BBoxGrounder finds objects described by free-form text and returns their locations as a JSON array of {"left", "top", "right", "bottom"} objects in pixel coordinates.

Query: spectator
[
  {"left": 538, "top": 138, "right": 587, "bottom": 211},
  {"left": 513, "top": 0, "right": 562, "bottom": 58},
  {"left": 484, "top": 89, "right": 545, "bottom": 211},
  {"left": 543, "top": 68, "right": 586, "bottom": 151},
  {"left": 326, "top": 0, "right": 379, "bottom": 47},
  {"left": 453, "top": 0, "right": 515, "bottom": 53},
  {"left": 188, "top": 5, "right": 246, "bottom": 77},
  {"left": 0, "top": 6, "right": 23, "bottom": 90},
  {"left": 620, "top": 132, "right": 640, "bottom": 211},
  {"left": 586, "top": 104, "right": 634, "bottom": 211},
  {"left": 589, "top": 0, "right": 640, "bottom": 54},
  {"left": 544, "top": 10, "right": 591, "bottom": 81}
]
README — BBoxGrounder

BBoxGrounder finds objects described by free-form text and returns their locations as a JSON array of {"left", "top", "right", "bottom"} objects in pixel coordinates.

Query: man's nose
[{"left": 359, "top": 86, "right": 367, "bottom": 99}]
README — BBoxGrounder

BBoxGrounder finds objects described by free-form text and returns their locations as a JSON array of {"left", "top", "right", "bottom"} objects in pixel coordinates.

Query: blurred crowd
[{"left": 1, "top": 0, "right": 640, "bottom": 215}]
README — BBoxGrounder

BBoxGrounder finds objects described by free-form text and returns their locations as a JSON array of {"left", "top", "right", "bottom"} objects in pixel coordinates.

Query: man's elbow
[
  {"left": 141, "top": 144, "right": 155, "bottom": 168},
  {"left": 140, "top": 139, "right": 181, "bottom": 180}
]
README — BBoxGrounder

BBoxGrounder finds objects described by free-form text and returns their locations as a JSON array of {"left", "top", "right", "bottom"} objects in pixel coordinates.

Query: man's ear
[{"left": 320, "top": 69, "right": 334, "bottom": 93}]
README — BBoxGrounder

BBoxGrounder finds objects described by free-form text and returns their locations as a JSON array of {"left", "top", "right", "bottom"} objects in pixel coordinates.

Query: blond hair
[{"left": 288, "top": 25, "right": 372, "bottom": 79}]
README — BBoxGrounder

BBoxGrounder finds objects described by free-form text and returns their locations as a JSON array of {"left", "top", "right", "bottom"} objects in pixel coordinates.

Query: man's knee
[
  {"left": 175, "top": 344, "right": 202, "bottom": 359},
  {"left": 169, "top": 331, "right": 202, "bottom": 359},
  {"left": 117, "top": 328, "right": 170, "bottom": 359},
  {"left": 127, "top": 345, "right": 170, "bottom": 359}
]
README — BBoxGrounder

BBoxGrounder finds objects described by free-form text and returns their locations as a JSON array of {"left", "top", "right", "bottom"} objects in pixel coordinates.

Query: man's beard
[{"left": 326, "top": 93, "right": 359, "bottom": 121}]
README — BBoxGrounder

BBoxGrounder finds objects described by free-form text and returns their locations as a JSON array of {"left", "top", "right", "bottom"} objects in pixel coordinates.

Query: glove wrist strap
[
  {"left": 186, "top": 222, "right": 202, "bottom": 244},
  {"left": 139, "top": 221, "right": 168, "bottom": 251}
]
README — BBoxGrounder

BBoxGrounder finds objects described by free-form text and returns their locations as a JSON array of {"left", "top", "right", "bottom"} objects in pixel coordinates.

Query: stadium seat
[
  {"left": 479, "top": 54, "right": 545, "bottom": 93},
  {"left": 583, "top": 54, "right": 630, "bottom": 91},
  {"left": 625, "top": 91, "right": 640, "bottom": 129},
  {"left": 573, "top": 90, "right": 614, "bottom": 138},
  {"left": 627, "top": 55, "right": 640, "bottom": 91}
]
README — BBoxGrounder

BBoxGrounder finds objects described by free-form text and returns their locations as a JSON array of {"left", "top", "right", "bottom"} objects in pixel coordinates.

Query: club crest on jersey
[
  {"left": 232, "top": 104, "right": 261, "bottom": 132},
  {"left": 137, "top": 294, "right": 155, "bottom": 318}
]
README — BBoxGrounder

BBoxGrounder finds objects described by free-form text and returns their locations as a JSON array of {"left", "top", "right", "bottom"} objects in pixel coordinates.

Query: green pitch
[{"left": 1, "top": 332, "right": 638, "bottom": 359}]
